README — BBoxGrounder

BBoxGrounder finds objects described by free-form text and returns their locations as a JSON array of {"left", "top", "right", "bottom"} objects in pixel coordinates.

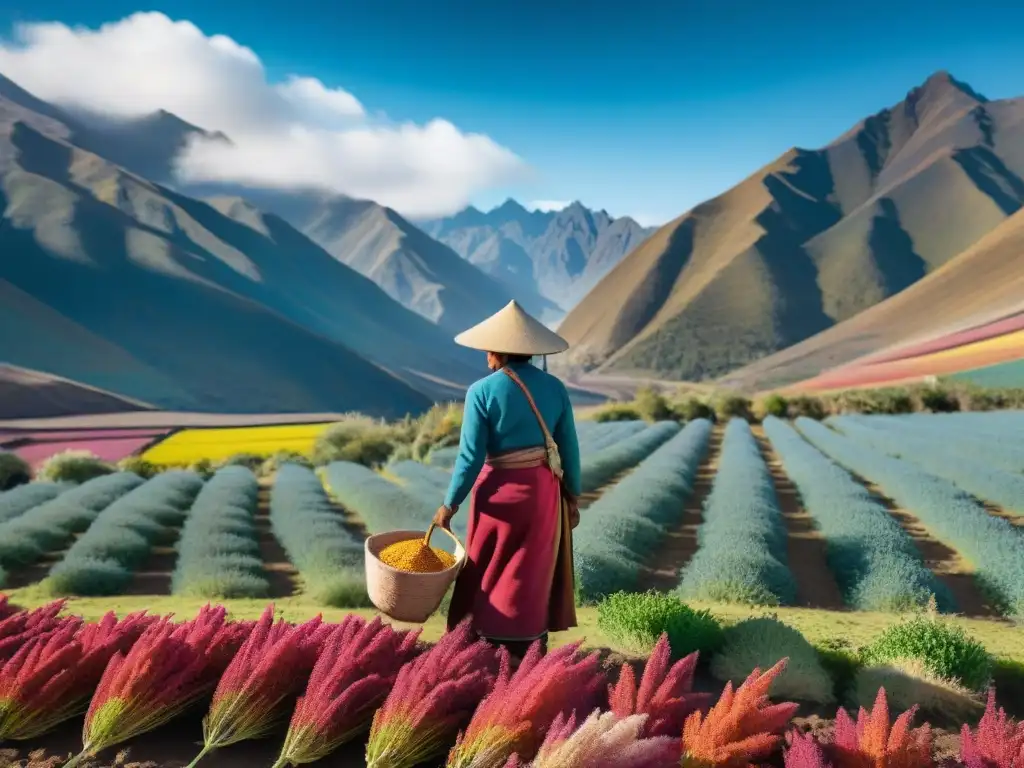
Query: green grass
[{"left": 5, "top": 586, "right": 1022, "bottom": 666}]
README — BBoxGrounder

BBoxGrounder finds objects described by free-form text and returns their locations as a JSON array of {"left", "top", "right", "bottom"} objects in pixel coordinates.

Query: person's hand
[
  {"left": 568, "top": 505, "right": 580, "bottom": 529},
  {"left": 433, "top": 504, "right": 457, "bottom": 531}
]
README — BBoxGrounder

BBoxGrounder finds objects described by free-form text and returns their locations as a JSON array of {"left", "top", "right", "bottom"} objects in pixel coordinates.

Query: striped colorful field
[{"left": 795, "top": 322, "right": 1024, "bottom": 392}]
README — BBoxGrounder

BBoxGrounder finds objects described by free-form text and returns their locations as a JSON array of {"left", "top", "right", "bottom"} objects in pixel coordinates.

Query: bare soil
[
  {"left": 980, "top": 499, "right": 1024, "bottom": 528},
  {"left": 635, "top": 426, "right": 723, "bottom": 592},
  {"left": 254, "top": 483, "right": 298, "bottom": 599},
  {"left": 751, "top": 427, "right": 846, "bottom": 611},
  {"left": 125, "top": 546, "right": 177, "bottom": 596}
]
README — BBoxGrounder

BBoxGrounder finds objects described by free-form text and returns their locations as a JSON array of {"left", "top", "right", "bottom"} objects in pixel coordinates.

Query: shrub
[
  {"left": 674, "top": 397, "right": 715, "bottom": 422},
  {"left": 786, "top": 395, "right": 826, "bottom": 420},
  {"left": 860, "top": 615, "right": 993, "bottom": 692},
  {"left": 712, "top": 393, "right": 754, "bottom": 422},
  {"left": 633, "top": 387, "right": 673, "bottom": 422},
  {"left": 590, "top": 403, "right": 643, "bottom": 423},
  {"left": 574, "top": 420, "right": 711, "bottom": 601},
  {"left": 258, "top": 450, "right": 314, "bottom": 478},
  {"left": 0, "top": 473, "right": 144, "bottom": 578},
  {"left": 172, "top": 466, "right": 269, "bottom": 600},
  {"left": 35, "top": 450, "right": 114, "bottom": 483},
  {"left": 757, "top": 394, "right": 789, "bottom": 419},
  {"left": 116, "top": 456, "right": 161, "bottom": 479},
  {"left": 578, "top": 421, "right": 680, "bottom": 494},
  {"left": 312, "top": 417, "right": 399, "bottom": 468},
  {"left": 762, "top": 417, "right": 945, "bottom": 612},
  {"left": 188, "top": 458, "right": 216, "bottom": 479},
  {"left": 912, "top": 384, "right": 960, "bottom": 413},
  {"left": 410, "top": 402, "right": 463, "bottom": 460},
  {"left": 0, "top": 482, "right": 71, "bottom": 525},
  {"left": 0, "top": 452, "right": 31, "bottom": 491},
  {"left": 596, "top": 591, "right": 723, "bottom": 658},
  {"left": 709, "top": 616, "right": 835, "bottom": 703},
  {"left": 678, "top": 419, "right": 796, "bottom": 606},
  {"left": 797, "top": 417, "right": 1024, "bottom": 621},
  {"left": 45, "top": 471, "right": 204, "bottom": 596},
  {"left": 217, "top": 452, "right": 264, "bottom": 472},
  {"left": 269, "top": 464, "right": 367, "bottom": 607},
  {"left": 824, "top": 388, "right": 913, "bottom": 415}
]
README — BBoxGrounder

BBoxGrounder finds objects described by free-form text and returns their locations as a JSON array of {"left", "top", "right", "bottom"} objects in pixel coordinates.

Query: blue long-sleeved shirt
[{"left": 443, "top": 361, "right": 582, "bottom": 509}]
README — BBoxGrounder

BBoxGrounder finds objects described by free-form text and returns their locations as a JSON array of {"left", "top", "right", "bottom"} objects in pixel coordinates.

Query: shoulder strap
[{"left": 502, "top": 367, "right": 564, "bottom": 479}]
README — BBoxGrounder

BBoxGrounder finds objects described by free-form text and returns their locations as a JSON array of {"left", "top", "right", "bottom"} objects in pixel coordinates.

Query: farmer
[{"left": 433, "top": 300, "right": 582, "bottom": 658}]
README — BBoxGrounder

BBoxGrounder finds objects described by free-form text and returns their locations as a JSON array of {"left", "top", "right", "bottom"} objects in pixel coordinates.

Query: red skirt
[{"left": 446, "top": 450, "right": 577, "bottom": 641}]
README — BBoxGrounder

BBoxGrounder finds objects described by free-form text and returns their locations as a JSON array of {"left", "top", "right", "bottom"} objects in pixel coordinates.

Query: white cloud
[
  {"left": 631, "top": 213, "right": 666, "bottom": 228},
  {"left": 0, "top": 12, "right": 525, "bottom": 216},
  {"left": 528, "top": 199, "right": 571, "bottom": 212}
]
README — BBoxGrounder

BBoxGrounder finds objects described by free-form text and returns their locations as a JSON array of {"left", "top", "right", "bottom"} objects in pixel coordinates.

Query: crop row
[
  {"left": 862, "top": 413, "right": 1024, "bottom": 473},
  {"left": 830, "top": 416, "right": 1024, "bottom": 515},
  {"left": 761, "top": 417, "right": 948, "bottom": 612},
  {"left": 320, "top": 460, "right": 457, "bottom": 539},
  {"left": 578, "top": 420, "right": 649, "bottom": 456},
  {"left": 574, "top": 418, "right": 712, "bottom": 602},
  {"left": 579, "top": 421, "right": 681, "bottom": 494},
  {"left": 385, "top": 459, "right": 451, "bottom": 499},
  {"left": 46, "top": 471, "right": 204, "bottom": 596},
  {"left": 678, "top": 419, "right": 796, "bottom": 606},
  {"left": 0, "top": 482, "right": 71, "bottom": 524},
  {"left": 269, "top": 464, "right": 366, "bottom": 606},
  {"left": 172, "top": 466, "right": 269, "bottom": 599},
  {"left": 797, "top": 418, "right": 1024, "bottom": 620},
  {"left": 0, "top": 473, "right": 145, "bottom": 588}
]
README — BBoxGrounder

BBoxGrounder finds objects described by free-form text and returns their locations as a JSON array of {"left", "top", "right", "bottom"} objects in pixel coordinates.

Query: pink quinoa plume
[
  {"left": 960, "top": 688, "right": 1024, "bottom": 768},
  {"left": 609, "top": 633, "right": 712, "bottom": 739}
]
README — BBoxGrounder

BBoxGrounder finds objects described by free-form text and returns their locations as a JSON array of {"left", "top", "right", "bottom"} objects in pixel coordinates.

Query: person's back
[{"left": 444, "top": 360, "right": 581, "bottom": 510}]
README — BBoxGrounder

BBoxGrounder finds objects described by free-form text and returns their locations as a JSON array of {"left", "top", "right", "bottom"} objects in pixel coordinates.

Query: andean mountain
[
  {"left": 558, "top": 71, "right": 1024, "bottom": 385},
  {"left": 0, "top": 73, "right": 490, "bottom": 416},
  {"left": 420, "top": 199, "right": 656, "bottom": 323}
]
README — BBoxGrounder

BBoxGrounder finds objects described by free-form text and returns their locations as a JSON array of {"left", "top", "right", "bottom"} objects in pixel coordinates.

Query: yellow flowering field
[{"left": 142, "top": 422, "right": 332, "bottom": 464}]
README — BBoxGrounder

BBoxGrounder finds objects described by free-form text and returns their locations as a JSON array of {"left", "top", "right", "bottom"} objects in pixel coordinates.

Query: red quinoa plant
[
  {"left": 784, "top": 687, "right": 932, "bottom": 768},
  {"left": 609, "top": 633, "right": 713, "bottom": 740},
  {"left": 681, "top": 658, "right": 798, "bottom": 768},
  {"left": 446, "top": 640, "right": 606, "bottom": 768},
  {"left": 0, "top": 600, "right": 70, "bottom": 661},
  {"left": 65, "top": 604, "right": 245, "bottom": 768},
  {"left": 186, "top": 605, "right": 332, "bottom": 767},
  {"left": 0, "top": 610, "right": 153, "bottom": 740},
  {"left": 272, "top": 615, "right": 421, "bottom": 768},
  {"left": 365, "top": 618, "right": 500, "bottom": 768},
  {"left": 960, "top": 689, "right": 1024, "bottom": 768}
]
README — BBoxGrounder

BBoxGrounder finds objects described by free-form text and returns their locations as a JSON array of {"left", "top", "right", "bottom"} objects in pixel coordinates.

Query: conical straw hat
[{"left": 454, "top": 300, "right": 569, "bottom": 355}]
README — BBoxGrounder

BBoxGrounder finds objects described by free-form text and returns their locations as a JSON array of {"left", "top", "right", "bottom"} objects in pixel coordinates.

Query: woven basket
[{"left": 365, "top": 524, "right": 466, "bottom": 623}]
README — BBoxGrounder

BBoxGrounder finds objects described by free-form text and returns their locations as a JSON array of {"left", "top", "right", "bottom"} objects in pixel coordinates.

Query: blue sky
[{"left": 3, "top": 0, "right": 1024, "bottom": 225}]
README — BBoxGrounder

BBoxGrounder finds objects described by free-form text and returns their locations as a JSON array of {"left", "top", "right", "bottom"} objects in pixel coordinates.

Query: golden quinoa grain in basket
[{"left": 378, "top": 539, "right": 456, "bottom": 573}]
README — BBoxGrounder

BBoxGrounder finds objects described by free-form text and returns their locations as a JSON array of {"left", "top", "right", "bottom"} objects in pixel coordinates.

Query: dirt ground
[{"left": 637, "top": 427, "right": 723, "bottom": 592}]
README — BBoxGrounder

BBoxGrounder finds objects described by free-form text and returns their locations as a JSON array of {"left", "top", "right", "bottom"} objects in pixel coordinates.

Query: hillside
[
  {"left": 0, "top": 364, "right": 154, "bottom": 420},
  {"left": 558, "top": 71, "right": 1024, "bottom": 382},
  {"left": 0, "top": 75, "right": 482, "bottom": 416},
  {"left": 421, "top": 199, "right": 654, "bottom": 323},
  {"left": 724, "top": 206, "right": 1024, "bottom": 391}
]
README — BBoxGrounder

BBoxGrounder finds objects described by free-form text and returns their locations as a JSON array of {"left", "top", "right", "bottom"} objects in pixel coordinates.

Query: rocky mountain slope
[
  {"left": 420, "top": 199, "right": 655, "bottom": 323},
  {"left": 0, "top": 73, "right": 484, "bottom": 415},
  {"left": 558, "top": 71, "right": 1024, "bottom": 382}
]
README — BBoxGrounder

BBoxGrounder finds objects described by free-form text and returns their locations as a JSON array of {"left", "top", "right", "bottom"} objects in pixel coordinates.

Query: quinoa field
[{"left": 1, "top": 413, "right": 1024, "bottom": 767}]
